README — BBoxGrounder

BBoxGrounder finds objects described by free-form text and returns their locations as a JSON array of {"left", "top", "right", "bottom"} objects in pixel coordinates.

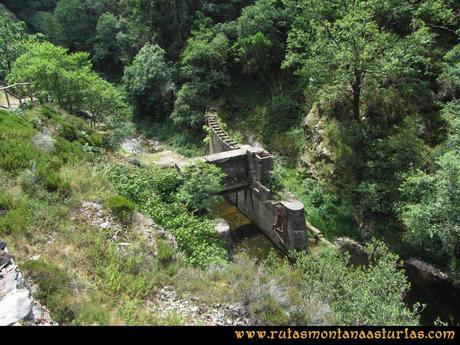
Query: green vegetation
[
  {"left": 271, "top": 164, "right": 359, "bottom": 240},
  {"left": 104, "top": 195, "right": 135, "bottom": 224},
  {"left": 107, "top": 164, "right": 228, "bottom": 268},
  {"left": 175, "top": 161, "right": 225, "bottom": 213},
  {"left": 22, "top": 260, "right": 74, "bottom": 323},
  {"left": 0, "top": 105, "right": 421, "bottom": 325},
  {"left": 1, "top": 0, "right": 458, "bottom": 326},
  {"left": 134, "top": 118, "right": 206, "bottom": 157},
  {"left": 0, "top": 10, "right": 29, "bottom": 78},
  {"left": 294, "top": 240, "right": 420, "bottom": 325},
  {"left": 7, "top": 41, "right": 133, "bottom": 148},
  {"left": 171, "top": 27, "right": 230, "bottom": 129},
  {"left": 123, "top": 43, "right": 174, "bottom": 117}
]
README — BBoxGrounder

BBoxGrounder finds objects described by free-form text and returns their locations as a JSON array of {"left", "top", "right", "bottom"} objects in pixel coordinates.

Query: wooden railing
[{"left": 0, "top": 82, "right": 34, "bottom": 110}]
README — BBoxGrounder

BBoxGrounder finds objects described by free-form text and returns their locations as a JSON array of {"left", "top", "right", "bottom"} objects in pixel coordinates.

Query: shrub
[
  {"left": 104, "top": 195, "right": 135, "bottom": 223},
  {"left": 0, "top": 111, "right": 34, "bottom": 139},
  {"left": 40, "top": 105, "right": 60, "bottom": 120},
  {"left": 18, "top": 162, "right": 71, "bottom": 197},
  {"left": 175, "top": 161, "right": 225, "bottom": 212},
  {"left": 294, "top": 241, "right": 421, "bottom": 325},
  {"left": 59, "top": 124, "right": 80, "bottom": 142},
  {"left": 19, "top": 167, "right": 40, "bottom": 195},
  {"left": 0, "top": 207, "right": 28, "bottom": 236},
  {"left": 156, "top": 239, "right": 175, "bottom": 265},
  {"left": 0, "top": 141, "right": 36, "bottom": 174},
  {"left": 0, "top": 191, "right": 12, "bottom": 213},
  {"left": 55, "top": 137, "right": 88, "bottom": 164},
  {"left": 22, "top": 260, "right": 74, "bottom": 323},
  {"left": 152, "top": 168, "right": 182, "bottom": 201},
  {"left": 38, "top": 167, "right": 60, "bottom": 192},
  {"left": 105, "top": 164, "right": 157, "bottom": 205},
  {"left": 88, "top": 131, "right": 103, "bottom": 147},
  {"left": 107, "top": 164, "right": 228, "bottom": 268}
]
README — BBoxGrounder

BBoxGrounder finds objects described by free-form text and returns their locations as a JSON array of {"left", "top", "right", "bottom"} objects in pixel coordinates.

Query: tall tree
[
  {"left": 121, "top": 0, "right": 202, "bottom": 57},
  {"left": 283, "top": 0, "right": 434, "bottom": 121},
  {"left": 234, "top": 0, "right": 289, "bottom": 85},
  {"left": 93, "top": 12, "right": 122, "bottom": 79},
  {"left": 0, "top": 10, "right": 27, "bottom": 78},
  {"left": 46, "top": 0, "right": 111, "bottom": 53},
  {"left": 123, "top": 43, "right": 174, "bottom": 117},
  {"left": 171, "top": 25, "right": 230, "bottom": 129}
]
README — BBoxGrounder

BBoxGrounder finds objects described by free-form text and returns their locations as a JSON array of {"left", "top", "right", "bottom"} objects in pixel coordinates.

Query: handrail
[
  {"left": 0, "top": 82, "right": 34, "bottom": 110},
  {"left": 0, "top": 82, "right": 31, "bottom": 91}
]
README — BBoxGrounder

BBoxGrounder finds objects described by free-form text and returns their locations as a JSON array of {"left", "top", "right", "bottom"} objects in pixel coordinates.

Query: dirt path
[{"left": 118, "top": 136, "right": 189, "bottom": 169}]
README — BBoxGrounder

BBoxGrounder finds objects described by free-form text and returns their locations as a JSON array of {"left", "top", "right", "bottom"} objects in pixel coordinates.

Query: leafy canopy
[
  {"left": 8, "top": 41, "right": 132, "bottom": 147},
  {"left": 123, "top": 43, "right": 174, "bottom": 117},
  {"left": 0, "top": 10, "right": 28, "bottom": 78},
  {"left": 176, "top": 161, "right": 226, "bottom": 213},
  {"left": 283, "top": 0, "right": 435, "bottom": 120},
  {"left": 295, "top": 240, "right": 421, "bottom": 325}
]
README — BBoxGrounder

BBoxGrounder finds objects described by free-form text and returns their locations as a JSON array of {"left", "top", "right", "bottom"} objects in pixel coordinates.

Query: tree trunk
[{"left": 352, "top": 75, "right": 361, "bottom": 121}]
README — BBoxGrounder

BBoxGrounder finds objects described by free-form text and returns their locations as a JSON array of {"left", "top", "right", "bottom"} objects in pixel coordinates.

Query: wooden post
[
  {"left": 5, "top": 89, "right": 10, "bottom": 109},
  {"left": 27, "top": 83, "right": 33, "bottom": 104}
]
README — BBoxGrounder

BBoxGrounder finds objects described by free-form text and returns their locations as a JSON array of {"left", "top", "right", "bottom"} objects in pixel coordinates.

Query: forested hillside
[{"left": 1, "top": 0, "right": 459, "bottom": 326}]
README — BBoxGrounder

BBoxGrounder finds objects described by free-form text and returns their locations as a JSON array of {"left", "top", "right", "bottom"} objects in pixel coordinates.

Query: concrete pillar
[{"left": 281, "top": 200, "right": 309, "bottom": 252}]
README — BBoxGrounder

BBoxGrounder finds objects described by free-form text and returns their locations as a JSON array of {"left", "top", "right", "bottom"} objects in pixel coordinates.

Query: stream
[{"left": 211, "top": 200, "right": 279, "bottom": 262}]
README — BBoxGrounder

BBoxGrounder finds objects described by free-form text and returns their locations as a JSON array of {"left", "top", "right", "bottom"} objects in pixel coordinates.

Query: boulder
[
  {"left": 214, "top": 218, "right": 233, "bottom": 260},
  {"left": 0, "top": 266, "right": 20, "bottom": 297},
  {"left": 334, "top": 237, "right": 368, "bottom": 266},
  {"left": 404, "top": 259, "right": 449, "bottom": 283},
  {"left": 0, "top": 251, "right": 11, "bottom": 270},
  {"left": 0, "top": 244, "right": 55, "bottom": 326},
  {"left": 127, "top": 158, "right": 142, "bottom": 167},
  {"left": 121, "top": 138, "right": 144, "bottom": 155},
  {"left": 404, "top": 258, "right": 460, "bottom": 324},
  {"left": 0, "top": 289, "right": 33, "bottom": 325}
]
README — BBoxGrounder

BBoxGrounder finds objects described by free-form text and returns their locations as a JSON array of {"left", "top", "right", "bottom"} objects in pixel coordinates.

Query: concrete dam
[{"left": 176, "top": 113, "right": 309, "bottom": 255}]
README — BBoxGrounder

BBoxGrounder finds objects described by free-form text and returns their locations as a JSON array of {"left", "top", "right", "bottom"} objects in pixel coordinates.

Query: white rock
[
  {"left": 0, "top": 289, "right": 33, "bottom": 325},
  {"left": 0, "top": 268, "right": 18, "bottom": 297},
  {"left": 100, "top": 222, "right": 111, "bottom": 229}
]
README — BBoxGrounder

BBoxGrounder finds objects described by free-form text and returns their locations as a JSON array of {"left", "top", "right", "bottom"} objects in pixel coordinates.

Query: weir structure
[{"left": 176, "top": 113, "right": 309, "bottom": 255}]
